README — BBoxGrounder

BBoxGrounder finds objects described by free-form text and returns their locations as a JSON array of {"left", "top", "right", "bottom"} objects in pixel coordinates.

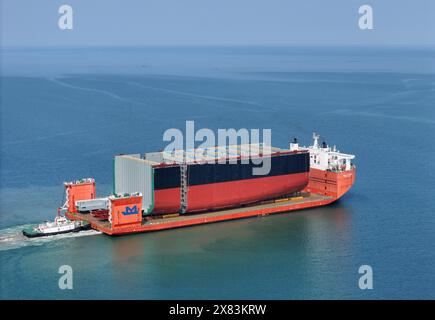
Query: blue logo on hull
[{"left": 122, "top": 205, "right": 139, "bottom": 215}]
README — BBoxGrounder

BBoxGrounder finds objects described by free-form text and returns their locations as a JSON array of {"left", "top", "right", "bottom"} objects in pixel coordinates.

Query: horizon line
[{"left": 1, "top": 43, "right": 435, "bottom": 50}]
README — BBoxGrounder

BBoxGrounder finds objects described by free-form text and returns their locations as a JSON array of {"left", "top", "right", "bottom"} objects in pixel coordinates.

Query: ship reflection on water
[
  {"left": 303, "top": 201, "right": 352, "bottom": 238},
  {"left": 109, "top": 201, "right": 353, "bottom": 260},
  {"left": 107, "top": 201, "right": 353, "bottom": 298}
]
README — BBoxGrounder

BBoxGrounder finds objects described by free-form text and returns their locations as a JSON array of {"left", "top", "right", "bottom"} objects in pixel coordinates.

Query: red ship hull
[
  {"left": 303, "top": 167, "right": 356, "bottom": 199},
  {"left": 153, "top": 172, "right": 309, "bottom": 214},
  {"left": 185, "top": 172, "right": 309, "bottom": 212},
  {"left": 152, "top": 152, "right": 310, "bottom": 214}
]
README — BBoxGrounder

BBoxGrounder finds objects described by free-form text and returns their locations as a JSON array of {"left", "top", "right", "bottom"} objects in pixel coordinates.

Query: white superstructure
[
  {"left": 34, "top": 216, "right": 80, "bottom": 235},
  {"left": 291, "top": 133, "right": 355, "bottom": 172}
]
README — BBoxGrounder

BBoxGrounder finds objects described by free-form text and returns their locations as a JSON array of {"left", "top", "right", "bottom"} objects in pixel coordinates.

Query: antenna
[{"left": 312, "top": 132, "right": 320, "bottom": 148}]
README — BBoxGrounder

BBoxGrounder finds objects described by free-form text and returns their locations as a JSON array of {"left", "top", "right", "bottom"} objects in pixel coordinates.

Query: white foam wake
[{"left": 0, "top": 224, "right": 102, "bottom": 252}]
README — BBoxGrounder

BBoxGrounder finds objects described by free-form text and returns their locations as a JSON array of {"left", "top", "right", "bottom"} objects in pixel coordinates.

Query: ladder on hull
[{"left": 180, "top": 154, "right": 188, "bottom": 214}]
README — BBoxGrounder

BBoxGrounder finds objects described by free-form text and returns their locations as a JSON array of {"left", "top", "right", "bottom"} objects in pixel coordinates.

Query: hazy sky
[{"left": 1, "top": 0, "right": 434, "bottom": 47}]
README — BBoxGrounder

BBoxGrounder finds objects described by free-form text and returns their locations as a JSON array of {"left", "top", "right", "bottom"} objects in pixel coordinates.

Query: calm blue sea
[{"left": 0, "top": 46, "right": 434, "bottom": 299}]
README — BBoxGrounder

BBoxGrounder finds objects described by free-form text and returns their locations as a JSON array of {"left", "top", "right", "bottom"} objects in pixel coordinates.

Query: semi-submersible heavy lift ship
[{"left": 28, "top": 133, "right": 355, "bottom": 236}]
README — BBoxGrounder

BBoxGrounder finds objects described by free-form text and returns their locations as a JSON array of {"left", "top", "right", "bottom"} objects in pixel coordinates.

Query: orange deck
[
  {"left": 65, "top": 167, "right": 355, "bottom": 236},
  {"left": 66, "top": 192, "right": 334, "bottom": 235}
]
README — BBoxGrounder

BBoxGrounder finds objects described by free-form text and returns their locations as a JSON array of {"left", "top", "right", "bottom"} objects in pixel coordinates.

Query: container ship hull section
[{"left": 153, "top": 152, "right": 309, "bottom": 214}]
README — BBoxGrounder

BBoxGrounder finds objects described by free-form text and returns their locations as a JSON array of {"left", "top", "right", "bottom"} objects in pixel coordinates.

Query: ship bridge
[{"left": 290, "top": 133, "right": 355, "bottom": 172}]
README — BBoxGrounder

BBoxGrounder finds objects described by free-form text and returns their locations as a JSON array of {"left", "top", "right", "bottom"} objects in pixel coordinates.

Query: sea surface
[{"left": 0, "top": 46, "right": 434, "bottom": 299}]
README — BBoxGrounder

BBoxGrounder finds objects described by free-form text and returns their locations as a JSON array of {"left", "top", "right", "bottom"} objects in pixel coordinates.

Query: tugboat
[{"left": 22, "top": 215, "right": 91, "bottom": 238}]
